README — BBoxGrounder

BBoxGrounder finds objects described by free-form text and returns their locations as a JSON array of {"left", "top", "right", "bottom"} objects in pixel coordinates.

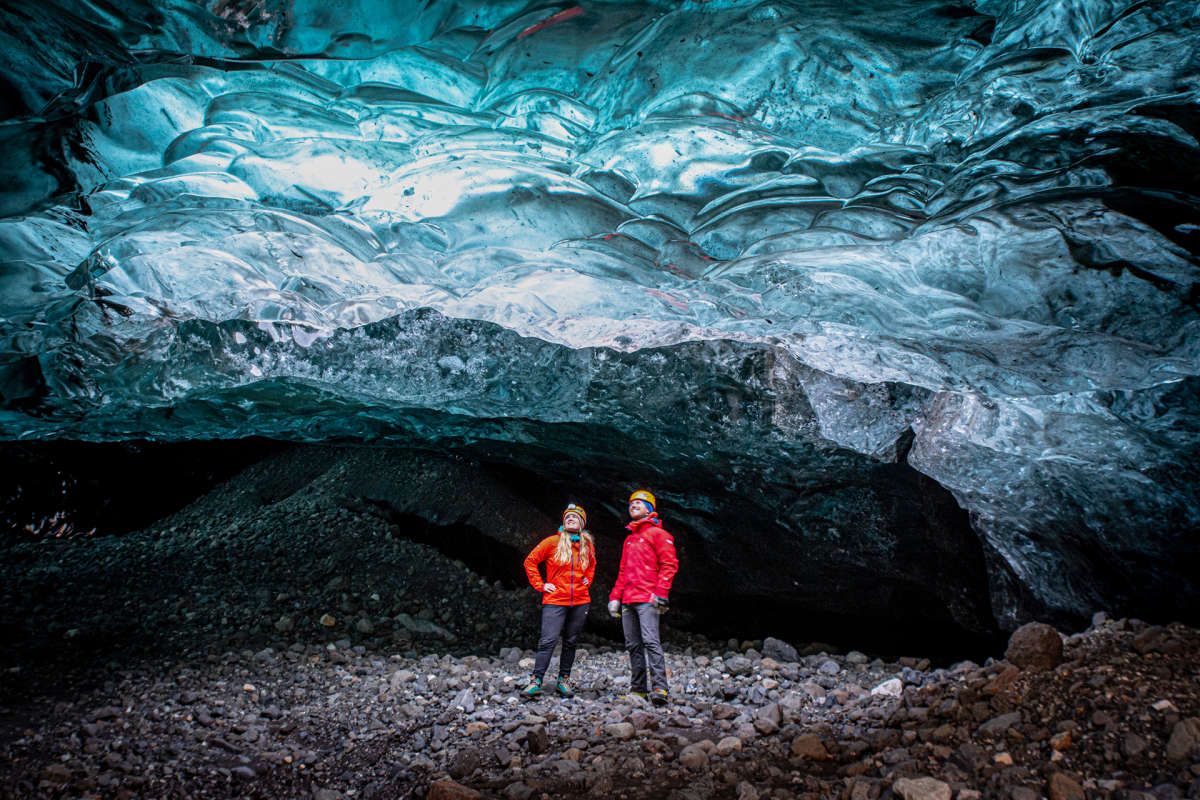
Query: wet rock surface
[{"left": 3, "top": 488, "right": 1200, "bottom": 799}]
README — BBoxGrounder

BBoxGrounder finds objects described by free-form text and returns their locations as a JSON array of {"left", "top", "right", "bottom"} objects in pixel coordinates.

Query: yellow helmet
[
  {"left": 562, "top": 503, "right": 587, "bottom": 525},
  {"left": 628, "top": 490, "right": 656, "bottom": 511}
]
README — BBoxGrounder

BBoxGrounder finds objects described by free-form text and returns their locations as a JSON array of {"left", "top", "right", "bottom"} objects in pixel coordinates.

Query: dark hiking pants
[
  {"left": 532, "top": 604, "right": 589, "bottom": 681},
  {"left": 621, "top": 602, "right": 667, "bottom": 693}
]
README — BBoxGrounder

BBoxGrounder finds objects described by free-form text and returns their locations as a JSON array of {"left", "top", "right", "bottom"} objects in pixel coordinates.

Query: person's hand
[
  {"left": 650, "top": 594, "right": 669, "bottom": 614},
  {"left": 543, "top": 583, "right": 557, "bottom": 594},
  {"left": 607, "top": 600, "right": 621, "bottom": 618}
]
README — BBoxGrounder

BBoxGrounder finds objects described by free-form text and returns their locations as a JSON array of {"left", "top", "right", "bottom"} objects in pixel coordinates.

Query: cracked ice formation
[{"left": 0, "top": 0, "right": 1198, "bottom": 630}]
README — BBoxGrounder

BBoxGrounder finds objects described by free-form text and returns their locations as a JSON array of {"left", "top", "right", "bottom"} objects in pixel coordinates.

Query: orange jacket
[{"left": 524, "top": 533, "right": 595, "bottom": 606}]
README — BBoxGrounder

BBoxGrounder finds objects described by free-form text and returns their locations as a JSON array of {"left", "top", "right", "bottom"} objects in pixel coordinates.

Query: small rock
[
  {"left": 502, "top": 783, "right": 533, "bottom": 800},
  {"left": 427, "top": 778, "right": 482, "bottom": 800},
  {"left": 726, "top": 656, "right": 753, "bottom": 676},
  {"left": 604, "top": 722, "right": 635, "bottom": 740},
  {"left": 274, "top": 615, "right": 295, "bottom": 633},
  {"left": 893, "top": 776, "right": 951, "bottom": 800},
  {"left": 1122, "top": 733, "right": 1147, "bottom": 758},
  {"left": 451, "top": 689, "right": 475, "bottom": 713},
  {"left": 871, "top": 679, "right": 902, "bottom": 698},
  {"left": 715, "top": 736, "right": 743, "bottom": 756},
  {"left": 978, "top": 712, "right": 1022, "bottom": 738},
  {"left": 756, "top": 702, "right": 782, "bottom": 722},
  {"left": 762, "top": 637, "right": 798, "bottom": 662},
  {"left": 1004, "top": 622, "right": 1063, "bottom": 671},
  {"left": 753, "top": 716, "right": 778, "bottom": 735},
  {"left": 1167, "top": 718, "right": 1200, "bottom": 761},
  {"left": 518, "top": 725, "right": 549, "bottom": 754},
  {"left": 89, "top": 706, "right": 122, "bottom": 722},
  {"left": 790, "top": 734, "right": 829, "bottom": 760},
  {"left": 448, "top": 747, "right": 481, "bottom": 780},
  {"left": 40, "top": 764, "right": 72, "bottom": 783},
  {"left": 1047, "top": 773, "right": 1085, "bottom": 800},
  {"left": 679, "top": 743, "right": 709, "bottom": 770},
  {"left": 319, "top": 614, "right": 337, "bottom": 628}
]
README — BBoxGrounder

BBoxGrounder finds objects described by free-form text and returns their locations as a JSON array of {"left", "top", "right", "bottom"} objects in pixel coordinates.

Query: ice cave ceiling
[{"left": 1, "top": 0, "right": 1198, "bottom": 633}]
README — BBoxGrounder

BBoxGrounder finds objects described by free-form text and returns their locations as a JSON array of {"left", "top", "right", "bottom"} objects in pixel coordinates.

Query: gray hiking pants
[{"left": 621, "top": 602, "right": 667, "bottom": 692}]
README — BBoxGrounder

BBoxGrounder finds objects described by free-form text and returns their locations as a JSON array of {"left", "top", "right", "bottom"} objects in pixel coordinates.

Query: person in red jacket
[
  {"left": 520, "top": 503, "right": 596, "bottom": 698},
  {"left": 607, "top": 489, "right": 678, "bottom": 706}
]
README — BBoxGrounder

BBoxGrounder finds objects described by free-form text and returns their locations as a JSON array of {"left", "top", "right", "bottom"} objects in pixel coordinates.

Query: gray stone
[
  {"left": 755, "top": 702, "right": 782, "bottom": 727},
  {"left": 762, "top": 637, "right": 798, "bottom": 662},
  {"left": 679, "top": 743, "right": 709, "bottom": 769},
  {"left": 726, "top": 656, "right": 753, "bottom": 676},
  {"left": 604, "top": 723, "right": 635, "bottom": 740},
  {"left": 1122, "top": 732, "right": 1148, "bottom": 758},
  {"left": 715, "top": 736, "right": 743, "bottom": 756},
  {"left": 448, "top": 746, "right": 481, "bottom": 779},
  {"left": 800, "top": 681, "right": 827, "bottom": 701},
  {"left": 502, "top": 783, "right": 533, "bottom": 800},
  {"left": 452, "top": 689, "right": 476, "bottom": 713},
  {"left": 1167, "top": 718, "right": 1200, "bottom": 761},
  {"left": 518, "top": 725, "right": 549, "bottom": 754},
  {"left": 893, "top": 776, "right": 951, "bottom": 800},
  {"left": 978, "top": 712, "right": 1022, "bottom": 737}
]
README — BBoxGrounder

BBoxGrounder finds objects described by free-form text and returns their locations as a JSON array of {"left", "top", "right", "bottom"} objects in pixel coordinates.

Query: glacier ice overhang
[{"left": 1, "top": 0, "right": 1198, "bottom": 631}]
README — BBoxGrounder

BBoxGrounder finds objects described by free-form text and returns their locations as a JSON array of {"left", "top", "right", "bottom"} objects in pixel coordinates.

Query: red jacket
[
  {"left": 524, "top": 533, "right": 595, "bottom": 606},
  {"left": 609, "top": 515, "right": 679, "bottom": 604}
]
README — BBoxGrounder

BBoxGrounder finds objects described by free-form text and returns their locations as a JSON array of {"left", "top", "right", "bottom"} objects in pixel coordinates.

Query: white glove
[
  {"left": 608, "top": 600, "right": 621, "bottom": 618},
  {"left": 650, "top": 594, "right": 669, "bottom": 613},
  {"left": 543, "top": 583, "right": 557, "bottom": 593}
]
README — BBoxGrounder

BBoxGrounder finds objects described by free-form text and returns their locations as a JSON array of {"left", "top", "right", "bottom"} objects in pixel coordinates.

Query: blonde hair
[{"left": 553, "top": 530, "right": 594, "bottom": 569}]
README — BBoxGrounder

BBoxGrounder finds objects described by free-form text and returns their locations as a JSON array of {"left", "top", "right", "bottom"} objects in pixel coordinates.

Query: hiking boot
[
  {"left": 519, "top": 677, "right": 542, "bottom": 699},
  {"left": 650, "top": 687, "right": 669, "bottom": 706},
  {"left": 555, "top": 677, "right": 575, "bottom": 698}
]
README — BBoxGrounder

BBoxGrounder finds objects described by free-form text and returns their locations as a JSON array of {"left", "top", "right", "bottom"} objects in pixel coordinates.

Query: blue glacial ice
[{"left": 0, "top": 0, "right": 1198, "bottom": 628}]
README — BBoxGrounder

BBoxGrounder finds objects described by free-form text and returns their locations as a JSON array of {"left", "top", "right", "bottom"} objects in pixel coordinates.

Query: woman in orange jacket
[{"left": 520, "top": 503, "right": 596, "bottom": 698}]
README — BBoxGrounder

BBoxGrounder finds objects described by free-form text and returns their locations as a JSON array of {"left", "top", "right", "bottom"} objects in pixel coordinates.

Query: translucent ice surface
[{"left": 0, "top": 0, "right": 1197, "bottom": 626}]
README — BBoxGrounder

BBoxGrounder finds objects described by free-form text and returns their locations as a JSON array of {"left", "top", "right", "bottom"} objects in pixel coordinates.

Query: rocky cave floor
[{"left": 2, "top": 474, "right": 1200, "bottom": 800}]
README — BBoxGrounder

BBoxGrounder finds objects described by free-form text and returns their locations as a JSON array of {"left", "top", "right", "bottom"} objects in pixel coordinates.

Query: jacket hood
[{"left": 626, "top": 514, "right": 662, "bottom": 531}]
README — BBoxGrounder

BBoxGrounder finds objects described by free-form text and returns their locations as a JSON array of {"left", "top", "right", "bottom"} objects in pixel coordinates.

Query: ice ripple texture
[{"left": 1, "top": 0, "right": 1198, "bottom": 627}]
